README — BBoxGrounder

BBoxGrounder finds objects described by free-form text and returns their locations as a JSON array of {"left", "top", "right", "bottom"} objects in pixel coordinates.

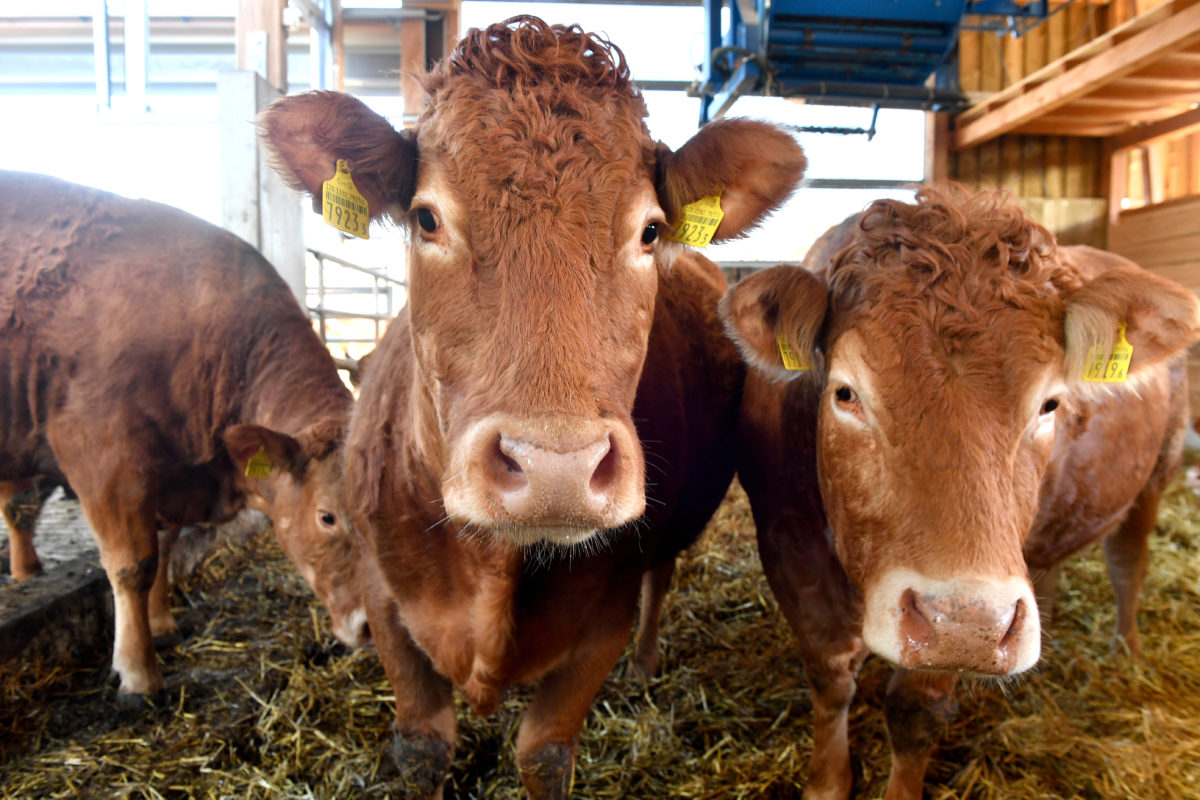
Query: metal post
[{"left": 93, "top": 0, "right": 111, "bottom": 111}]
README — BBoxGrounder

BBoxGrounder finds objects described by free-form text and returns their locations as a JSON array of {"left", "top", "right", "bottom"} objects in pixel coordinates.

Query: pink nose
[
  {"left": 898, "top": 588, "right": 1030, "bottom": 674},
  {"left": 484, "top": 430, "right": 621, "bottom": 524}
]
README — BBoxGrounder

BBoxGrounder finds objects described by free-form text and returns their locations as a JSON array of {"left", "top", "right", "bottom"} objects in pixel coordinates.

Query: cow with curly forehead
[
  {"left": 721, "top": 184, "right": 1200, "bottom": 800},
  {"left": 261, "top": 15, "right": 804, "bottom": 797}
]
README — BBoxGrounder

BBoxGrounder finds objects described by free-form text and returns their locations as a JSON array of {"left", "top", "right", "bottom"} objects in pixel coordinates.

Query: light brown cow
[
  {"left": 261, "top": 16, "right": 803, "bottom": 798},
  {"left": 721, "top": 185, "right": 1200, "bottom": 800},
  {"left": 0, "top": 171, "right": 366, "bottom": 702}
]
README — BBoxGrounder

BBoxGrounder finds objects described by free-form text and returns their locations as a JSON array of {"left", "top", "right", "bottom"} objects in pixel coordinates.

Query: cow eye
[
  {"left": 641, "top": 222, "right": 660, "bottom": 246},
  {"left": 415, "top": 207, "right": 439, "bottom": 234},
  {"left": 835, "top": 386, "right": 857, "bottom": 404},
  {"left": 318, "top": 510, "right": 337, "bottom": 528},
  {"left": 1041, "top": 398, "right": 1060, "bottom": 415}
]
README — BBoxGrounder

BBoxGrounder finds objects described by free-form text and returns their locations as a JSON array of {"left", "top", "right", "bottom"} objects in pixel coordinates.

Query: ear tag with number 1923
[{"left": 322, "top": 159, "right": 371, "bottom": 239}]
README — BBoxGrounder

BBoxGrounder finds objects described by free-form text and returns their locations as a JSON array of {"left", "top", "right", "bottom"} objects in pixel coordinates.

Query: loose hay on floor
[{"left": 2, "top": 475, "right": 1199, "bottom": 799}]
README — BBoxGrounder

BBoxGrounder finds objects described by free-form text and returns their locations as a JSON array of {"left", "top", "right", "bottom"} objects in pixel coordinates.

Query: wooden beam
[
  {"left": 236, "top": 0, "right": 287, "bottom": 92},
  {"left": 954, "top": 0, "right": 1200, "bottom": 149},
  {"left": 924, "top": 112, "right": 951, "bottom": 184},
  {"left": 1112, "top": 106, "right": 1200, "bottom": 149}
]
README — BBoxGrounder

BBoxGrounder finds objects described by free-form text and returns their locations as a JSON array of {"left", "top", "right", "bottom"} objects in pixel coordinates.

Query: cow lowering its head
[
  {"left": 723, "top": 185, "right": 1200, "bottom": 676},
  {"left": 261, "top": 16, "right": 803, "bottom": 547}
]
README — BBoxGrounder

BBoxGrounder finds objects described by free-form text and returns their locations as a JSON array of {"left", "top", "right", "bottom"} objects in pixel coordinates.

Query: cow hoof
[
  {"left": 519, "top": 741, "right": 574, "bottom": 800},
  {"left": 154, "top": 629, "right": 183, "bottom": 651},
  {"left": 390, "top": 727, "right": 452, "bottom": 798},
  {"left": 113, "top": 686, "right": 169, "bottom": 715}
]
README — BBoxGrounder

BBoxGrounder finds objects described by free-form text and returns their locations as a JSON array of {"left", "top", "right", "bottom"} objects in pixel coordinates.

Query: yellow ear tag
[
  {"left": 322, "top": 159, "right": 370, "bottom": 239},
  {"left": 244, "top": 445, "right": 273, "bottom": 479},
  {"left": 777, "top": 333, "right": 809, "bottom": 371},
  {"left": 667, "top": 194, "right": 725, "bottom": 248},
  {"left": 1083, "top": 322, "right": 1133, "bottom": 383}
]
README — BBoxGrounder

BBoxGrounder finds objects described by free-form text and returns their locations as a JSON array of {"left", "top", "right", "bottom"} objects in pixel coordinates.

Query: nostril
[
  {"left": 1000, "top": 597, "right": 1026, "bottom": 649},
  {"left": 491, "top": 435, "right": 528, "bottom": 493},
  {"left": 588, "top": 434, "right": 618, "bottom": 496},
  {"left": 360, "top": 620, "right": 373, "bottom": 645},
  {"left": 899, "top": 588, "right": 937, "bottom": 653}
]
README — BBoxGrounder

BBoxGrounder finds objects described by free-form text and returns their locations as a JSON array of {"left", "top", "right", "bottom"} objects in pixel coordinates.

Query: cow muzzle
[
  {"left": 861, "top": 568, "right": 1041, "bottom": 675},
  {"left": 443, "top": 413, "right": 646, "bottom": 546}
]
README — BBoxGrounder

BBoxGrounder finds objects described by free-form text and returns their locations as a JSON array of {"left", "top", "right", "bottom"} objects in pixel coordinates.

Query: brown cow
[
  {"left": 720, "top": 185, "right": 1200, "bottom": 799},
  {"left": 260, "top": 16, "right": 803, "bottom": 797},
  {"left": 0, "top": 170, "right": 366, "bottom": 702}
]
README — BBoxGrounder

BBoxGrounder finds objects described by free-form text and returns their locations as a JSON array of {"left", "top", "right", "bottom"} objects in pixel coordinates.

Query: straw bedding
[{"left": 2, "top": 473, "right": 1198, "bottom": 799}]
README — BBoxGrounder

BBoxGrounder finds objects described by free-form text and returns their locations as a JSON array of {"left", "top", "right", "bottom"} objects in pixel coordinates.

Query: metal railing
[{"left": 307, "top": 247, "right": 406, "bottom": 346}]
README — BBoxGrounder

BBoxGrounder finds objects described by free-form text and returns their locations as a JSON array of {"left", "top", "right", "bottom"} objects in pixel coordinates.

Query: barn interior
[{"left": 1, "top": 1, "right": 1199, "bottom": 798}]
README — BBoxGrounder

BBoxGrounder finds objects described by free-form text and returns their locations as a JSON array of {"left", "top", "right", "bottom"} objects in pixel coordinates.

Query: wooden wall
[{"left": 950, "top": 0, "right": 1198, "bottom": 244}]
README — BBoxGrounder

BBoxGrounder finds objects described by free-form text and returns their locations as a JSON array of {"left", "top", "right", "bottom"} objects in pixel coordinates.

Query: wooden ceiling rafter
[{"left": 953, "top": 0, "right": 1200, "bottom": 149}]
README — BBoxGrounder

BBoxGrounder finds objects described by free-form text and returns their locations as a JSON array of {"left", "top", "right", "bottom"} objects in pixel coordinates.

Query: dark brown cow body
[
  {"left": 721, "top": 186, "right": 1200, "bottom": 800},
  {"left": 0, "top": 171, "right": 365, "bottom": 699},
  {"left": 261, "top": 16, "right": 804, "bottom": 797}
]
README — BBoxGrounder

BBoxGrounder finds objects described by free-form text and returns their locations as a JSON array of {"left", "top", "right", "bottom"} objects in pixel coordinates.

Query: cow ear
[
  {"left": 719, "top": 265, "right": 828, "bottom": 381},
  {"left": 224, "top": 424, "right": 306, "bottom": 480},
  {"left": 656, "top": 119, "right": 805, "bottom": 243},
  {"left": 258, "top": 90, "right": 418, "bottom": 216},
  {"left": 1063, "top": 256, "right": 1200, "bottom": 384}
]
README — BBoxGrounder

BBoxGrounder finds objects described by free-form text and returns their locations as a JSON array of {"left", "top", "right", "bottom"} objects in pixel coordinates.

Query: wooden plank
[
  {"left": 1023, "top": 136, "right": 1046, "bottom": 196},
  {"left": 981, "top": 27, "right": 1003, "bottom": 93},
  {"left": 954, "top": 0, "right": 1200, "bottom": 149},
  {"left": 1112, "top": 105, "right": 1200, "bottom": 148},
  {"left": 1111, "top": 231, "right": 1200, "bottom": 267},
  {"left": 1002, "top": 135, "right": 1024, "bottom": 194},
  {"left": 1018, "top": 119, "right": 1128, "bottom": 136},
  {"left": 1047, "top": 0, "right": 1069, "bottom": 63},
  {"left": 1108, "top": 195, "right": 1200, "bottom": 247},
  {"left": 1190, "top": 131, "right": 1200, "bottom": 195},
  {"left": 1004, "top": 28, "right": 1025, "bottom": 86},
  {"left": 1045, "top": 136, "right": 1067, "bottom": 198},
  {"left": 960, "top": 29, "right": 982, "bottom": 92},
  {"left": 1025, "top": 11, "right": 1049, "bottom": 75},
  {"left": 1140, "top": 259, "right": 1200, "bottom": 287},
  {"left": 955, "top": 145, "right": 981, "bottom": 187},
  {"left": 979, "top": 140, "right": 1002, "bottom": 186}
]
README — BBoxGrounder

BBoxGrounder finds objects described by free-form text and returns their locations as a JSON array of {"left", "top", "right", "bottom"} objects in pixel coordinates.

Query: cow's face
[
  {"left": 722, "top": 187, "right": 1200, "bottom": 676},
  {"left": 224, "top": 423, "right": 369, "bottom": 649},
  {"left": 260, "top": 19, "right": 805, "bottom": 548}
]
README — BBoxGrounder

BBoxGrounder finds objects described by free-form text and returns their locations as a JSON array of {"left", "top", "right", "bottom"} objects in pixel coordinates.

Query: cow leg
[
  {"left": 757, "top": 516, "right": 865, "bottom": 800},
  {"left": 365, "top": 581, "right": 455, "bottom": 799},
  {"left": 148, "top": 526, "right": 180, "bottom": 639},
  {"left": 1, "top": 479, "right": 46, "bottom": 580},
  {"left": 1103, "top": 489, "right": 1159, "bottom": 657},
  {"left": 49, "top": 427, "right": 164, "bottom": 698},
  {"left": 517, "top": 612, "right": 633, "bottom": 799},
  {"left": 631, "top": 558, "right": 675, "bottom": 679},
  {"left": 882, "top": 668, "right": 958, "bottom": 800}
]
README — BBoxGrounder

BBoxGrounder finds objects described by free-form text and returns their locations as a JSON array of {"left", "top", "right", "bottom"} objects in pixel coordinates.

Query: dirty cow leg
[
  {"left": 365, "top": 583, "right": 455, "bottom": 799},
  {"left": 1, "top": 479, "right": 48, "bottom": 581},
  {"left": 1103, "top": 488, "right": 1160, "bottom": 657},
  {"left": 883, "top": 668, "right": 958, "bottom": 800},
  {"left": 88, "top": 497, "right": 163, "bottom": 697},
  {"left": 631, "top": 558, "right": 676, "bottom": 679},
  {"left": 517, "top": 612, "right": 633, "bottom": 799},
  {"left": 148, "top": 526, "right": 180, "bottom": 639}
]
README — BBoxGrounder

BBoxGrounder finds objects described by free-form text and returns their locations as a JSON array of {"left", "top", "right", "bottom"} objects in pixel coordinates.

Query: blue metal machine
[{"left": 694, "top": 0, "right": 1051, "bottom": 123}]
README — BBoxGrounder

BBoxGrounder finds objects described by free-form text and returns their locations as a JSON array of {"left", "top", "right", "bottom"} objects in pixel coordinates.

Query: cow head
[
  {"left": 722, "top": 185, "right": 1200, "bottom": 675},
  {"left": 260, "top": 16, "right": 804, "bottom": 548},
  {"left": 224, "top": 421, "right": 369, "bottom": 648}
]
